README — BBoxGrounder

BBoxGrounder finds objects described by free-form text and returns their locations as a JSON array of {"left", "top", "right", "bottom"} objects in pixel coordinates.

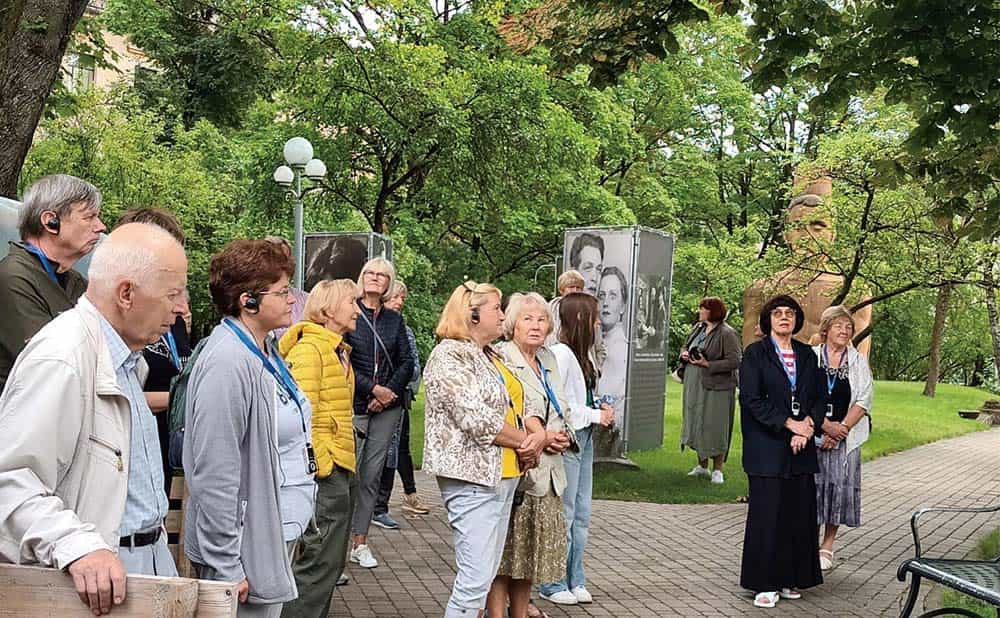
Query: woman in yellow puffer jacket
[{"left": 279, "top": 279, "right": 361, "bottom": 618}]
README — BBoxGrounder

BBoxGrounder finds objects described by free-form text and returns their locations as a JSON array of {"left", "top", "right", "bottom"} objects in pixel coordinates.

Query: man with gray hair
[
  {"left": 0, "top": 174, "right": 107, "bottom": 392},
  {"left": 0, "top": 223, "right": 187, "bottom": 615}
]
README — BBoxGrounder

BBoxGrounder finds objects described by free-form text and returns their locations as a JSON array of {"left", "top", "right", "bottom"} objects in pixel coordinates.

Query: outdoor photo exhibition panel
[
  {"left": 303, "top": 232, "right": 393, "bottom": 293},
  {"left": 563, "top": 227, "right": 635, "bottom": 460},
  {"left": 626, "top": 228, "right": 674, "bottom": 451},
  {"left": 562, "top": 226, "right": 673, "bottom": 460}
]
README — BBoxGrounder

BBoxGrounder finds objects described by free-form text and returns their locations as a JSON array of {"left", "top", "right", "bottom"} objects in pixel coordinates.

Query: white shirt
[{"left": 550, "top": 343, "right": 602, "bottom": 431}]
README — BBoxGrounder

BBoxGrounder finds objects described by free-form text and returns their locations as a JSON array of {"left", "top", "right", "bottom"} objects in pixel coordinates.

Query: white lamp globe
[
  {"left": 305, "top": 158, "right": 327, "bottom": 180},
  {"left": 283, "top": 137, "right": 313, "bottom": 166},
  {"left": 273, "top": 165, "right": 294, "bottom": 186}
]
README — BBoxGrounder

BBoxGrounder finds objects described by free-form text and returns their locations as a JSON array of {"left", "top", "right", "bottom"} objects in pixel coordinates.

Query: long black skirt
[{"left": 740, "top": 474, "right": 823, "bottom": 592}]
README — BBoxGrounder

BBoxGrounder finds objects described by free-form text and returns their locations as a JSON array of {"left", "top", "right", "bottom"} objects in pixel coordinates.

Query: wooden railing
[{"left": 0, "top": 564, "right": 238, "bottom": 617}]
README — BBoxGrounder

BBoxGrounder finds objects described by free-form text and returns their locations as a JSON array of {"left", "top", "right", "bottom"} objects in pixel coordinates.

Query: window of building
[{"left": 64, "top": 53, "right": 96, "bottom": 92}]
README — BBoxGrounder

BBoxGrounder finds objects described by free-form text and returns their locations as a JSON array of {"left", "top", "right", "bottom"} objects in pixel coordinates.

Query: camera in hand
[{"left": 688, "top": 347, "right": 704, "bottom": 361}]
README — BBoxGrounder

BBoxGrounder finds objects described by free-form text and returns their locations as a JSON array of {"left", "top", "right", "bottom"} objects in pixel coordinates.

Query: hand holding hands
[
  {"left": 544, "top": 430, "right": 571, "bottom": 454},
  {"left": 372, "top": 385, "right": 397, "bottom": 406},
  {"left": 786, "top": 417, "right": 814, "bottom": 440},
  {"left": 598, "top": 403, "right": 614, "bottom": 427},
  {"left": 823, "top": 419, "right": 850, "bottom": 441},
  {"left": 820, "top": 435, "right": 838, "bottom": 450}
]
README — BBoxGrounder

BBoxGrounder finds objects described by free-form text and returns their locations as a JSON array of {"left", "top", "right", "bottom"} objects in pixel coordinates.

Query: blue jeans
[
  {"left": 438, "top": 476, "right": 519, "bottom": 616},
  {"left": 540, "top": 425, "right": 594, "bottom": 595}
]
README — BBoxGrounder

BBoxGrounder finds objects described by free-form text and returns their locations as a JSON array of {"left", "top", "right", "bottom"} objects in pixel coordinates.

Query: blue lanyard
[
  {"left": 822, "top": 345, "right": 844, "bottom": 395},
  {"left": 770, "top": 337, "right": 797, "bottom": 392},
  {"left": 537, "top": 360, "right": 563, "bottom": 419},
  {"left": 224, "top": 319, "right": 306, "bottom": 428},
  {"left": 22, "top": 242, "right": 60, "bottom": 285},
  {"left": 163, "top": 331, "right": 181, "bottom": 371}
]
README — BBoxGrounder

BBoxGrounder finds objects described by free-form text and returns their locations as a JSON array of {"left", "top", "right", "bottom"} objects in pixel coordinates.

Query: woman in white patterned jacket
[{"left": 423, "top": 281, "right": 547, "bottom": 618}]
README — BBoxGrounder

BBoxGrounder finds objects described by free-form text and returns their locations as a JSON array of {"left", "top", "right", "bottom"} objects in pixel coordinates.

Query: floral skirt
[{"left": 497, "top": 490, "right": 567, "bottom": 582}]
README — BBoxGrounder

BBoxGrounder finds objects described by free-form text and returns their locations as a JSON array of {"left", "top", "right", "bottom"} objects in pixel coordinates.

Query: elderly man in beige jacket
[{"left": 0, "top": 223, "right": 187, "bottom": 615}]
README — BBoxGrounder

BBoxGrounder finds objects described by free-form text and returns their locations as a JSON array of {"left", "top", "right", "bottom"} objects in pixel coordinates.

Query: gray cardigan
[
  {"left": 183, "top": 320, "right": 297, "bottom": 605},
  {"left": 683, "top": 321, "right": 741, "bottom": 391}
]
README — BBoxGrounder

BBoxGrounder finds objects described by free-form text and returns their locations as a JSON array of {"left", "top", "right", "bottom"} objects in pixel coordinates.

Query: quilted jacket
[{"left": 279, "top": 322, "right": 356, "bottom": 477}]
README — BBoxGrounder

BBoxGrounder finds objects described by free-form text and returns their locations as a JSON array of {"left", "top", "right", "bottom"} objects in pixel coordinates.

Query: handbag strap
[{"left": 357, "top": 307, "right": 395, "bottom": 374}]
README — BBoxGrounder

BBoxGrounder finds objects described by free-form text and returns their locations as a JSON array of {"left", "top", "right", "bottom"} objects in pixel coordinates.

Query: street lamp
[{"left": 273, "top": 137, "right": 326, "bottom": 289}]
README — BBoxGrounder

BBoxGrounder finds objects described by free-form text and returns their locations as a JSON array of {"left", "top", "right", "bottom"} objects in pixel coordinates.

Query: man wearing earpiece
[{"left": 0, "top": 174, "right": 107, "bottom": 394}]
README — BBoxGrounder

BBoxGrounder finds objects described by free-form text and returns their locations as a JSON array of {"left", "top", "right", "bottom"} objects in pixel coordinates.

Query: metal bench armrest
[{"left": 910, "top": 504, "right": 1000, "bottom": 558}]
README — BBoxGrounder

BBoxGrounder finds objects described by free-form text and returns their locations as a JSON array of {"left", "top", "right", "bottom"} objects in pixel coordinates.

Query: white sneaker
[
  {"left": 539, "top": 590, "right": 578, "bottom": 605},
  {"left": 349, "top": 544, "right": 378, "bottom": 568},
  {"left": 711, "top": 470, "right": 724, "bottom": 484},
  {"left": 571, "top": 586, "right": 593, "bottom": 603},
  {"left": 687, "top": 465, "right": 710, "bottom": 477}
]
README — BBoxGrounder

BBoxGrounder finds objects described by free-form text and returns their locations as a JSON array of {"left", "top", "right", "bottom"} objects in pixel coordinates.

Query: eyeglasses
[
  {"left": 363, "top": 271, "right": 390, "bottom": 280},
  {"left": 770, "top": 308, "right": 797, "bottom": 318},
  {"left": 258, "top": 287, "right": 292, "bottom": 299}
]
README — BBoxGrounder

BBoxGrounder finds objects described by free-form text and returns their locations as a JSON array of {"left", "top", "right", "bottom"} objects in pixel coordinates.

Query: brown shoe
[{"left": 402, "top": 493, "right": 430, "bottom": 515}]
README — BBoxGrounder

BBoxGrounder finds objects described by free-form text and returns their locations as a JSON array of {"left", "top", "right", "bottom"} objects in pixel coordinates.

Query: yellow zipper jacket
[{"left": 279, "top": 322, "right": 356, "bottom": 477}]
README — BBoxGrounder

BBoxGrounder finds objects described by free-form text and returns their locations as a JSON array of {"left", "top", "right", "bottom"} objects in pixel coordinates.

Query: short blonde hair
[
  {"left": 502, "top": 292, "right": 552, "bottom": 340},
  {"left": 557, "top": 270, "right": 585, "bottom": 294},
  {"left": 435, "top": 280, "right": 502, "bottom": 341},
  {"left": 357, "top": 257, "right": 396, "bottom": 302},
  {"left": 388, "top": 279, "right": 407, "bottom": 299},
  {"left": 818, "top": 304, "right": 856, "bottom": 342},
  {"left": 303, "top": 279, "right": 359, "bottom": 324}
]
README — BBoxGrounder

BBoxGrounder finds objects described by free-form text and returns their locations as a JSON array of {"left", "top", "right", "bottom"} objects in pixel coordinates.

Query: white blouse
[{"left": 550, "top": 343, "right": 603, "bottom": 431}]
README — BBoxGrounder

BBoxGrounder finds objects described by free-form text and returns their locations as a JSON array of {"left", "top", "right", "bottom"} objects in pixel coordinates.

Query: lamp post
[{"left": 273, "top": 137, "right": 327, "bottom": 289}]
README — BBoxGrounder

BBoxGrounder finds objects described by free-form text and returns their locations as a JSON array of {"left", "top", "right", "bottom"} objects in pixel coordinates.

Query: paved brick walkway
[{"left": 332, "top": 429, "right": 1000, "bottom": 617}]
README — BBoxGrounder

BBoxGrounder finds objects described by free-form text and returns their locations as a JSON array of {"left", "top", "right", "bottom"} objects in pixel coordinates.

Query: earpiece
[
  {"left": 470, "top": 306, "right": 480, "bottom": 324},
  {"left": 44, "top": 214, "right": 60, "bottom": 233},
  {"left": 244, "top": 294, "right": 260, "bottom": 313}
]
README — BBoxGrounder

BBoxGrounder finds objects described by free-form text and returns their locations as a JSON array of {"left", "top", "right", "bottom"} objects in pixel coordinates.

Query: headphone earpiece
[
  {"left": 244, "top": 294, "right": 260, "bottom": 313},
  {"left": 44, "top": 214, "right": 61, "bottom": 233},
  {"left": 470, "top": 306, "right": 480, "bottom": 324}
]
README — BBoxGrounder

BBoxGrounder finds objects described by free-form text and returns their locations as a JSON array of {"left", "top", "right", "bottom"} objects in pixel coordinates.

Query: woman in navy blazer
[{"left": 738, "top": 295, "right": 825, "bottom": 609}]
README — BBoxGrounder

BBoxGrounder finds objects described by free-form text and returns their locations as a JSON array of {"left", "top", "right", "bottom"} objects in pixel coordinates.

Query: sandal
[
  {"left": 779, "top": 588, "right": 802, "bottom": 600},
  {"left": 819, "top": 548, "right": 834, "bottom": 570},
  {"left": 527, "top": 601, "right": 550, "bottom": 618},
  {"left": 754, "top": 591, "right": 779, "bottom": 608}
]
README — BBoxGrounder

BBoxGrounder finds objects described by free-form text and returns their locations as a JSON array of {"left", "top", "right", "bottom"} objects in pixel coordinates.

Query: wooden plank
[
  {"left": 167, "top": 475, "right": 193, "bottom": 579},
  {"left": 0, "top": 564, "right": 238, "bottom": 618},
  {"left": 191, "top": 579, "right": 239, "bottom": 618},
  {"left": 0, "top": 564, "right": 198, "bottom": 617}
]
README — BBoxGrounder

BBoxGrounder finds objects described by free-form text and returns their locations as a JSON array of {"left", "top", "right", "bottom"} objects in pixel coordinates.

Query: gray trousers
[
  {"left": 438, "top": 476, "right": 519, "bottom": 617},
  {"left": 281, "top": 467, "right": 357, "bottom": 618},
  {"left": 351, "top": 405, "right": 403, "bottom": 537},
  {"left": 195, "top": 542, "right": 295, "bottom": 618},
  {"left": 117, "top": 533, "right": 178, "bottom": 576}
]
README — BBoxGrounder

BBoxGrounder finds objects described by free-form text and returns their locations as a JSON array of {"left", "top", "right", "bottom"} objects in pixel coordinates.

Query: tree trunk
[
  {"left": 923, "top": 283, "right": 953, "bottom": 398},
  {"left": 0, "top": 0, "right": 90, "bottom": 197},
  {"left": 984, "top": 261, "right": 1000, "bottom": 383}
]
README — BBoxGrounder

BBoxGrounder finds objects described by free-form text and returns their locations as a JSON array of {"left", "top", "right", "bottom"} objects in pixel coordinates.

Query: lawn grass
[
  {"left": 408, "top": 380, "right": 993, "bottom": 505},
  {"left": 939, "top": 527, "right": 1000, "bottom": 616}
]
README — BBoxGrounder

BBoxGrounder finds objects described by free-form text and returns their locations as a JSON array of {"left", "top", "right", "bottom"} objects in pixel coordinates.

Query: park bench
[{"left": 897, "top": 503, "right": 1000, "bottom": 617}]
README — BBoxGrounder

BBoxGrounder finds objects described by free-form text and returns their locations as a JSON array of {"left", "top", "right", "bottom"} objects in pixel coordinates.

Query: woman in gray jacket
[
  {"left": 184, "top": 239, "right": 315, "bottom": 617},
  {"left": 680, "top": 297, "right": 742, "bottom": 484}
]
